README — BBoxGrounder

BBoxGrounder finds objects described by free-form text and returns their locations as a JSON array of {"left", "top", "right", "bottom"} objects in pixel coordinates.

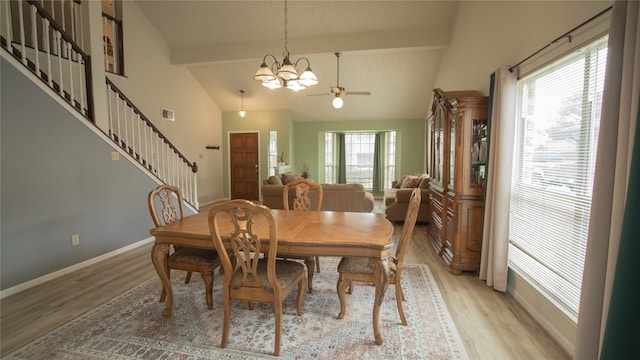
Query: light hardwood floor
[{"left": 0, "top": 201, "right": 569, "bottom": 359}]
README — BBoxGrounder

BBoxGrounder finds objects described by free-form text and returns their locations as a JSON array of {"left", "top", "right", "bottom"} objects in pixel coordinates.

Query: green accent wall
[
  {"left": 294, "top": 119, "right": 427, "bottom": 183},
  {"left": 222, "top": 110, "right": 426, "bottom": 198}
]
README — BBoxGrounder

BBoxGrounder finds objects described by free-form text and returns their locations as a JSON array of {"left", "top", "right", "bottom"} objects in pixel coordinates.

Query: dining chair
[
  {"left": 336, "top": 187, "right": 421, "bottom": 326},
  {"left": 283, "top": 178, "right": 323, "bottom": 293},
  {"left": 148, "top": 184, "right": 221, "bottom": 310},
  {"left": 208, "top": 199, "right": 306, "bottom": 357}
]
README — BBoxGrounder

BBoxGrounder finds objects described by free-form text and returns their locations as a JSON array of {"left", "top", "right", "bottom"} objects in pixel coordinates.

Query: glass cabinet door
[
  {"left": 448, "top": 111, "right": 456, "bottom": 190},
  {"left": 470, "top": 118, "right": 488, "bottom": 188},
  {"left": 433, "top": 106, "right": 444, "bottom": 186}
]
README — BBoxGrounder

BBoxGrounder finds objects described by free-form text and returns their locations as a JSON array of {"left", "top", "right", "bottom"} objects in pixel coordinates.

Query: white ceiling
[{"left": 133, "top": 1, "right": 460, "bottom": 122}]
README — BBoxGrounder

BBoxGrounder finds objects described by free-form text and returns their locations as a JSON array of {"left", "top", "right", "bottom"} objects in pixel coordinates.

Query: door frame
[{"left": 227, "top": 131, "right": 262, "bottom": 200}]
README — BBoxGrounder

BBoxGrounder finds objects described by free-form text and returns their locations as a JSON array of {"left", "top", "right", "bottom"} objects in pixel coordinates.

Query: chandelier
[{"left": 254, "top": 0, "right": 318, "bottom": 91}]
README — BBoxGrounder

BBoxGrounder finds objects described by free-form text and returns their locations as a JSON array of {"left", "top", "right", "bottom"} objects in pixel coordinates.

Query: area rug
[{"left": 6, "top": 258, "right": 468, "bottom": 359}]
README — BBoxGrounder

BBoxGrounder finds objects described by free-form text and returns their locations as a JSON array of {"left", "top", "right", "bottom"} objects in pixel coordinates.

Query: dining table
[{"left": 150, "top": 208, "right": 394, "bottom": 345}]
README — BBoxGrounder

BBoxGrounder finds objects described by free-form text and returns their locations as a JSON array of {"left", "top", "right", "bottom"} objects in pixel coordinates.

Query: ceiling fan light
[
  {"left": 332, "top": 96, "right": 344, "bottom": 109},
  {"left": 298, "top": 68, "right": 318, "bottom": 86},
  {"left": 254, "top": 63, "right": 276, "bottom": 82}
]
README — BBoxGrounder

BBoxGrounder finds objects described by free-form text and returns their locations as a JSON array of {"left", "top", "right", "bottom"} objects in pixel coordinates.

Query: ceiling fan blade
[
  {"left": 306, "top": 93, "right": 332, "bottom": 97},
  {"left": 344, "top": 91, "right": 371, "bottom": 96}
]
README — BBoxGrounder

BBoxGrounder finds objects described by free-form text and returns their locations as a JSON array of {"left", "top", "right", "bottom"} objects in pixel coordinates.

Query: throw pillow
[
  {"left": 394, "top": 175, "right": 406, "bottom": 189},
  {"left": 401, "top": 175, "right": 421, "bottom": 188},
  {"left": 281, "top": 173, "right": 300, "bottom": 184},
  {"left": 268, "top": 175, "right": 283, "bottom": 185}
]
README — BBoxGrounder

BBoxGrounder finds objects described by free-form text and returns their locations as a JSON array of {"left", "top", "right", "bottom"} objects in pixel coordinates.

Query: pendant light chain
[{"left": 283, "top": 0, "right": 288, "bottom": 56}]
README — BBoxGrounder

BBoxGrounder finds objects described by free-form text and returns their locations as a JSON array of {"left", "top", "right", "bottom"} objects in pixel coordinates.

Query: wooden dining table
[{"left": 150, "top": 209, "right": 394, "bottom": 345}]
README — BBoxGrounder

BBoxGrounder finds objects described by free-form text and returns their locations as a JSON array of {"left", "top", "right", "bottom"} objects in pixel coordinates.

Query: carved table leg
[
  {"left": 369, "top": 257, "right": 390, "bottom": 345},
  {"left": 151, "top": 243, "right": 172, "bottom": 317}
]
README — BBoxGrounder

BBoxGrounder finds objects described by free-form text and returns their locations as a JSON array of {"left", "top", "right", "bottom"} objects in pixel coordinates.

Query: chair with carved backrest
[
  {"left": 148, "top": 184, "right": 221, "bottom": 310},
  {"left": 283, "top": 178, "right": 323, "bottom": 293},
  {"left": 208, "top": 199, "right": 306, "bottom": 357},
  {"left": 336, "top": 188, "right": 421, "bottom": 326}
]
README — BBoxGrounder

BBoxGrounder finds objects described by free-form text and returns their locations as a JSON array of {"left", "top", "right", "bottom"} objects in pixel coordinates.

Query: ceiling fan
[{"left": 309, "top": 52, "right": 371, "bottom": 109}]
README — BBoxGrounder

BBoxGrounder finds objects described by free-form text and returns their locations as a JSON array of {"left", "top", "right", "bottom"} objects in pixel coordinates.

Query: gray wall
[{"left": 1, "top": 58, "right": 161, "bottom": 290}]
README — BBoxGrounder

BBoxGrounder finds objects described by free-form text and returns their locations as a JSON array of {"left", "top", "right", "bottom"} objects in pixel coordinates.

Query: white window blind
[
  {"left": 324, "top": 132, "right": 335, "bottom": 183},
  {"left": 345, "top": 132, "right": 376, "bottom": 189},
  {"left": 508, "top": 35, "right": 608, "bottom": 321},
  {"left": 324, "top": 131, "right": 397, "bottom": 188},
  {"left": 386, "top": 131, "right": 397, "bottom": 187}
]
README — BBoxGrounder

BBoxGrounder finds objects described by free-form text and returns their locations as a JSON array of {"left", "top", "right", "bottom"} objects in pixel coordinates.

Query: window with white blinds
[
  {"left": 324, "top": 131, "right": 396, "bottom": 188},
  {"left": 269, "top": 131, "right": 277, "bottom": 176},
  {"left": 508, "top": 35, "right": 608, "bottom": 321}
]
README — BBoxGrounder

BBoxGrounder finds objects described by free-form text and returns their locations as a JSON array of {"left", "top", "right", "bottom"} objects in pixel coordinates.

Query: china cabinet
[{"left": 427, "top": 89, "right": 488, "bottom": 274}]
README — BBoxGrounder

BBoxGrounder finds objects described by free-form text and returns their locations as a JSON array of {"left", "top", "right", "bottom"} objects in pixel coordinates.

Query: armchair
[{"left": 384, "top": 175, "right": 430, "bottom": 222}]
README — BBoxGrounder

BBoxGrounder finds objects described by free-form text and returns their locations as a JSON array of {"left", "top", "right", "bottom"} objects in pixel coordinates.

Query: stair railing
[
  {"left": 2, "top": 0, "right": 198, "bottom": 208},
  {"left": 105, "top": 78, "right": 199, "bottom": 208},
  {"left": 1, "top": 0, "right": 93, "bottom": 121}
]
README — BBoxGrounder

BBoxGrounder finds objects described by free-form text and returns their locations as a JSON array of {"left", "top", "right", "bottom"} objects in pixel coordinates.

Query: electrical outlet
[
  {"left": 111, "top": 152, "right": 120, "bottom": 160},
  {"left": 71, "top": 234, "right": 80, "bottom": 246}
]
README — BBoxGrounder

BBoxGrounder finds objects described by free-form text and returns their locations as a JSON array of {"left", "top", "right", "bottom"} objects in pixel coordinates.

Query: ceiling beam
[{"left": 170, "top": 27, "right": 451, "bottom": 66}]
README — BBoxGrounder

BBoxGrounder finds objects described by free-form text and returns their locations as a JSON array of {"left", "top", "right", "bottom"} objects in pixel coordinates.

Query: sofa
[
  {"left": 384, "top": 174, "right": 430, "bottom": 222},
  {"left": 262, "top": 174, "right": 375, "bottom": 213}
]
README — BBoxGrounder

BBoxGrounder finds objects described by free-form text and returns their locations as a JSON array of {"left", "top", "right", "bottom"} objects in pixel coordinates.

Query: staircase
[{"left": 1, "top": 0, "right": 199, "bottom": 208}]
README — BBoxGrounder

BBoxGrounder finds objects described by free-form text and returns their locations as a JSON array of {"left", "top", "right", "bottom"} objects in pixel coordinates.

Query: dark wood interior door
[{"left": 229, "top": 132, "right": 260, "bottom": 200}]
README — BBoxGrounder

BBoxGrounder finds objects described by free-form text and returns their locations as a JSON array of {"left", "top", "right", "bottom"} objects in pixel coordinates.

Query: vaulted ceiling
[{"left": 133, "top": 1, "right": 460, "bottom": 121}]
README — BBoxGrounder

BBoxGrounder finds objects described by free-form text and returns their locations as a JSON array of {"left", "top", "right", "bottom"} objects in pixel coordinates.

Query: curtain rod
[{"left": 509, "top": 5, "right": 613, "bottom": 73}]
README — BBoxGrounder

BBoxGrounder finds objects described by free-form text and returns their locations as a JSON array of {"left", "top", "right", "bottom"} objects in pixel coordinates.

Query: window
[
  {"left": 345, "top": 132, "right": 376, "bottom": 188},
  {"left": 324, "top": 131, "right": 396, "bottom": 190},
  {"left": 385, "top": 131, "right": 397, "bottom": 188},
  {"left": 324, "top": 132, "right": 334, "bottom": 183},
  {"left": 269, "top": 131, "right": 277, "bottom": 176},
  {"left": 509, "top": 35, "right": 608, "bottom": 321},
  {"left": 102, "top": 0, "right": 124, "bottom": 74}
]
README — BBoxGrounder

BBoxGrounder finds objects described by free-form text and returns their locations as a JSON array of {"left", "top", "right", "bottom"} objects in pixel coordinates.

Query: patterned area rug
[{"left": 7, "top": 258, "right": 468, "bottom": 359}]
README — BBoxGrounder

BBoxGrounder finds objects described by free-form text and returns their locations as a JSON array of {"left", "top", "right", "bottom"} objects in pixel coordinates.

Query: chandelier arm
[
  {"left": 270, "top": 62, "right": 281, "bottom": 74},
  {"left": 293, "top": 57, "right": 310, "bottom": 70},
  {"left": 262, "top": 54, "right": 281, "bottom": 67}
]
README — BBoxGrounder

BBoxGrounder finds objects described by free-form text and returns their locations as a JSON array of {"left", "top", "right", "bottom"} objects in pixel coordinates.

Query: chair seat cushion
[
  {"left": 169, "top": 247, "right": 221, "bottom": 268},
  {"left": 231, "top": 259, "right": 305, "bottom": 291},
  {"left": 337, "top": 256, "right": 397, "bottom": 275}
]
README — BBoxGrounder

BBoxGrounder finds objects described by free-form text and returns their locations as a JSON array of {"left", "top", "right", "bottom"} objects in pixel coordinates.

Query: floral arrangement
[{"left": 301, "top": 162, "right": 310, "bottom": 179}]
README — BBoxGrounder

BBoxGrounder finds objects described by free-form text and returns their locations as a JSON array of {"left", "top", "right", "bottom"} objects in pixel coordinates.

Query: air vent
[{"left": 162, "top": 108, "right": 175, "bottom": 121}]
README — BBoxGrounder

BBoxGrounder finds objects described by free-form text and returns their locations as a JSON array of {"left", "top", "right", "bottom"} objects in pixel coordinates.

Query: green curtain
[
  {"left": 600, "top": 96, "right": 640, "bottom": 359},
  {"left": 372, "top": 132, "right": 382, "bottom": 194},
  {"left": 337, "top": 132, "right": 346, "bottom": 184}
]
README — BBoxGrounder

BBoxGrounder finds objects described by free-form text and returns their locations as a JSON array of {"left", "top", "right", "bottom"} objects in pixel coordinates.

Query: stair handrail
[
  {"left": 105, "top": 77, "right": 199, "bottom": 208},
  {"left": 3, "top": 0, "right": 198, "bottom": 208},
  {"left": 105, "top": 78, "right": 197, "bottom": 174},
  {"left": 25, "top": 0, "right": 87, "bottom": 58},
  {"left": 1, "top": 0, "right": 94, "bottom": 121}
]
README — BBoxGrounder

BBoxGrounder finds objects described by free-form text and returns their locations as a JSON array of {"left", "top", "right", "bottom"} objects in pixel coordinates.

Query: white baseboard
[{"left": 0, "top": 237, "right": 155, "bottom": 299}]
